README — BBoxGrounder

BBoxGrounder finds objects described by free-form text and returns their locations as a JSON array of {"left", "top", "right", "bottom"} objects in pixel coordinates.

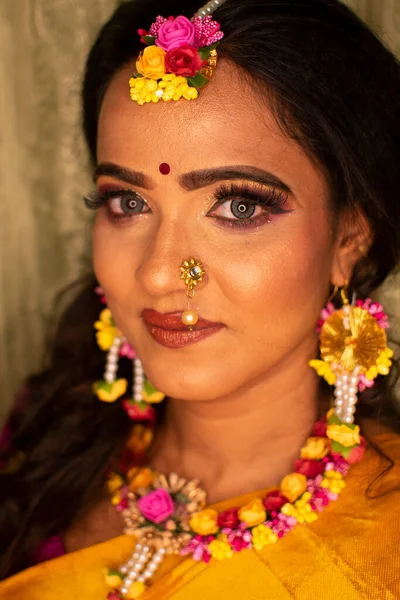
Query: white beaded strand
[
  {"left": 133, "top": 357, "right": 144, "bottom": 403},
  {"left": 119, "top": 546, "right": 166, "bottom": 598},
  {"left": 194, "top": 0, "right": 228, "bottom": 18},
  {"left": 334, "top": 368, "right": 360, "bottom": 424},
  {"left": 104, "top": 336, "right": 123, "bottom": 384}
]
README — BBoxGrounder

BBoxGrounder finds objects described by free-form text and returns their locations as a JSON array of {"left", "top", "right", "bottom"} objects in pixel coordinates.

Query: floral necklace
[{"left": 104, "top": 408, "right": 366, "bottom": 600}]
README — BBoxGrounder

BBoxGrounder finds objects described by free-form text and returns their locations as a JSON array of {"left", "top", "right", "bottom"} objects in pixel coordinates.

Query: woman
[{"left": 0, "top": 0, "right": 399, "bottom": 597}]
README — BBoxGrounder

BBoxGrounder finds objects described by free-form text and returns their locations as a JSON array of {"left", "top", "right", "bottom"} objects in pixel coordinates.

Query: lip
[{"left": 142, "top": 309, "right": 224, "bottom": 349}]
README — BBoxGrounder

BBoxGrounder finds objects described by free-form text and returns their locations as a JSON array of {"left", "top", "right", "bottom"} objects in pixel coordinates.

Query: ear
[{"left": 330, "top": 211, "right": 372, "bottom": 287}]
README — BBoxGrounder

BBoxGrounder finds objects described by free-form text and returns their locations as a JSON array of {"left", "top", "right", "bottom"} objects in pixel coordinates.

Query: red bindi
[{"left": 159, "top": 163, "right": 171, "bottom": 175}]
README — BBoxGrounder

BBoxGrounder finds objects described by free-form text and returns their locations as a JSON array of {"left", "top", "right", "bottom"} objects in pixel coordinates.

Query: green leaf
[
  {"left": 143, "top": 35, "right": 156, "bottom": 45},
  {"left": 198, "top": 47, "right": 211, "bottom": 61},
  {"left": 327, "top": 413, "right": 342, "bottom": 426},
  {"left": 107, "top": 569, "right": 124, "bottom": 579},
  {"left": 95, "top": 381, "right": 113, "bottom": 393},
  {"left": 187, "top": 73, "right": 210, "bottom": 89},
  {"left": 143, "top": 380, "right": 159, "bottom": 396},
  {"left": 133, "top": 72, "right": 144, "bottom": 79},
  {"left": 331, "top": 440, "right": 356, "bottom": 458}
]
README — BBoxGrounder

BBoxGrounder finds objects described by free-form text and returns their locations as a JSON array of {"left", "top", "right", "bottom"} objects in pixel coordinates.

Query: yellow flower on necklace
[
  {"left": 126, "top": 425, "right": 154, "bottom": 453},
  {"left": 281, "top": 492, "right": 318, "bottom": 524},
  {"left": 94, "top": 308, "right": 121, "bottom": 350},
  {"left": 280, "top": 473, "right": 307, "bottom": 503},
  {"left": 107, "top": 473, "right": 124, "bottom": 495},
  {"left": 209, "top": 534, "right": 233, "bottom": 560},
  {"left": 321, "top": 471, "right": 346, "bottom": 494},
  {"left": 300, "top": 437, "right": 330, "bottom": 460},
  {"left": 190, "top": 509, "right": 219, "bottom": 535},
  {"left": 238, "top": 498, "right": 266, "bottom": 527},
  {"left": 251, "top": 524, "right": 278, "bottom": 550},
  {"left": 326, "top": 423, "right": 360, "bottom": 447},
  {"left": 136, "top": 45, "right": 166, "bottom": 80}
]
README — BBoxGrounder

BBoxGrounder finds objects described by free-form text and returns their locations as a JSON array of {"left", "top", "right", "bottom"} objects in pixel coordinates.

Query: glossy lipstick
[{"left": 142, "top": 309, "right": 224, "bottom": 349}]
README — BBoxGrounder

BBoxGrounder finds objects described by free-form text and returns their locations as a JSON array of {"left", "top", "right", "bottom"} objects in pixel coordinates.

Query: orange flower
[
  {"left": 136, "top": 46, "right": 166, "bottom": 79},
  {"left": 280, "top": 473, "right": 307, "bottom": 503},
  {"left": 238, "top": 498, "right": 266, "bottom": 527},
  {"left": 127, "top": 467, "right": 154, "bottom": 491},
  {"left": 190, "top": 509, "right": 219, "bottom": 535}
]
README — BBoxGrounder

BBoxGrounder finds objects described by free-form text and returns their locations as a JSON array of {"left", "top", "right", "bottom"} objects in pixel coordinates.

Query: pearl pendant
[{"left": 181, "top": 310, "right": 199, "bottom": 327}]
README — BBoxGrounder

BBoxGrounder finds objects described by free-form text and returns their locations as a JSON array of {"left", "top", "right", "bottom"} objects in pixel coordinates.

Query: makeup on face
[{"left": 141, "top": 309, "right": 225, "bottom": 349}]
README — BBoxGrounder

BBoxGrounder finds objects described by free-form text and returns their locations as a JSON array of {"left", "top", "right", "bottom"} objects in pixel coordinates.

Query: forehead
[{"left": 97, "top": 59, "right": 325, "bottom": 195}]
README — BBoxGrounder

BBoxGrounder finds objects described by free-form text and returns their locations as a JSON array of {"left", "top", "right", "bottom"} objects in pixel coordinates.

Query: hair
[{"left": 1, "top": 0, "right": 400, "bottom": 580}]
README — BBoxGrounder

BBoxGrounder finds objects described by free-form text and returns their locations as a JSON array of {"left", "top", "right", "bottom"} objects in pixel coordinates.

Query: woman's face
[{"left": 93, "top": 61, "right": 345, "bottom": 401}]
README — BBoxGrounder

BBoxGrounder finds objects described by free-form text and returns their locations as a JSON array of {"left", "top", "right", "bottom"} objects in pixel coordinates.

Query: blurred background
[{"left": 0, "top": 0, "right": 399, "bottom": 420}]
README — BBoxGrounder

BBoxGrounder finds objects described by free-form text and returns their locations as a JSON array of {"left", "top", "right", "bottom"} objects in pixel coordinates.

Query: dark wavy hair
[{"left": 1, "top": 0, "right": 400, "bottom": 580}]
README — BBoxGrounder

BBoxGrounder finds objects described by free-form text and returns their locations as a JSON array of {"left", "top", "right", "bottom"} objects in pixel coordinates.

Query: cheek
[{"left": 218, "top": 213, "right": 332, "bottom": 339}]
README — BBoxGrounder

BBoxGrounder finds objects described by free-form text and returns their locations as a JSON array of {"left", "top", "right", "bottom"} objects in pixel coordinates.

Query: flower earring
[
  {"left": 310, "top": 285, "right": 393, "bottom": 424},
  {"left": 180, "top": 258, "right": 205, "bottom": 328},
  {"left": 93, "top": 289, "right": 165, "bottom": 422}
]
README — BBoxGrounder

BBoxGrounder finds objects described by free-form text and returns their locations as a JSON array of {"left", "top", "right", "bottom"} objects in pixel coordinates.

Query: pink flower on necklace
[{"left": 138, "top": 488, "right": 175, "bottom": 523}]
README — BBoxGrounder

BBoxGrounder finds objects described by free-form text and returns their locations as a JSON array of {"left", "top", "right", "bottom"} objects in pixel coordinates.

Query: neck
[{"left": 151, "top": 347, "right": 326, "bottom": 504}]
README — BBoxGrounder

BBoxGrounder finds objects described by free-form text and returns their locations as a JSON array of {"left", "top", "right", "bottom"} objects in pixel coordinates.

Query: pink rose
[
  {"left": 347, "top": 436, "right": 367, "bottom": 464},
  {"left": 294, "top": 458, "right": 325, "bottom": 478},
  {"left": 217, "top": 508, "right": 240, "bottom": 529},
  {"left": 165, "top": 44, "right": 206, "bottom": 77},
  {"left": 262, "top": 490, "right": 288, "bottom": 512},
  {"left": 138, "top": 488, "right": 174, "bottom": 524},
  {"left": 156, "top": 16, "right": 196, "bottom": 51}
]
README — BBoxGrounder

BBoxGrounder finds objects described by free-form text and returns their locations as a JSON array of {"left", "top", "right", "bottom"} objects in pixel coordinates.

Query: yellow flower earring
[
  {"left": 93, "top": 290, "right": 165, "bottom": 420},
  {"left": 310, "top": 285, "right": 393, "bottom": 424}
]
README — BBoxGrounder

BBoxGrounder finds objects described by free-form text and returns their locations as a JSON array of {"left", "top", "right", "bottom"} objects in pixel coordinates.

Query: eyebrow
[{"left": 94, "top": 162, "right": 291, "bottom": 193}]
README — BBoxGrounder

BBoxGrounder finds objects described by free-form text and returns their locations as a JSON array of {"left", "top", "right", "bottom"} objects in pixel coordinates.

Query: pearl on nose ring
[{"left": 179, "top": 258, "right": 206, "bottom": 327}]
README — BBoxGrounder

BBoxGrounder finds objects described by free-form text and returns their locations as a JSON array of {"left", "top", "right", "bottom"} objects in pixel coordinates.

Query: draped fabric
[
  {"left": 0, "top": 432, "right": 399, "bottom": 599},
  {"left": 0, "top": 0, "right": 399, "bottom": 419}
]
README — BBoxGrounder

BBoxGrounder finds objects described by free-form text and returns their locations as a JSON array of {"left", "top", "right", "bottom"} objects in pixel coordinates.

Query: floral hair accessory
[{"left": 130, "top": 7, "right": 225, "bottom": 105}]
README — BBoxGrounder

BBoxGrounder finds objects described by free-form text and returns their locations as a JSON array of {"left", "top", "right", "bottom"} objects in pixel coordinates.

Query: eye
[
  {"left": 207, "top": 183, "right": 291, "bottom": 229},
  {"left": 83, "top": 188, "right": 150, "bottom": 220},
  {"left": 108, "top": 192, "right": 147, "bottom": 216}
]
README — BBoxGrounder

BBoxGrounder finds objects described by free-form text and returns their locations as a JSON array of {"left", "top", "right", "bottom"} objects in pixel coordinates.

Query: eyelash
[{"left": 83, "top": 183, "right": 290, "bottom": 228}]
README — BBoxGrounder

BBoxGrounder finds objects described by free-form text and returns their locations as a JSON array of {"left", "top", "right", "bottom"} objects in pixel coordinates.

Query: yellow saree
[{"left": 1, "top": 432, "right": 399, "bottom": 600}]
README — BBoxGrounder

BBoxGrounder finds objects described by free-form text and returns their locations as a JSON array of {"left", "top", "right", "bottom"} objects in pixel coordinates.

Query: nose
[{"left": 136, "top": 218, "right": 190, "bottom": 299}]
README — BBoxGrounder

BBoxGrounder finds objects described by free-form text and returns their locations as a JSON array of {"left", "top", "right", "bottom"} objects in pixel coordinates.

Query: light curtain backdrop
[{"left": 0, "top": 0, "right": 399, "bottom": 419}]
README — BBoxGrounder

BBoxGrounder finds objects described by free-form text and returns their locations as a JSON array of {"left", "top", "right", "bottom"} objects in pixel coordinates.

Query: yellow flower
[
  {"left": 208, "top": 535, "right": 233, "bottom": 560},
  {"left": 190, "top": 509, "right": 219, "bottom": 535},
  {"left": 321, "top": 470, "right": 346, "bottom": 494},
  {"left": 136, "top": 46, "right": 166, "bottom": 80},
  {"left": 326, "top": 423, "right": 360, "bottom": 447},
  {"left": 309, "top": 359, "right": 336, "bottom": 385},
  {"left": 238, "top": 498, "right": 266, "bottom": 527},
  {"left": 94, "top": 308, "right": 121, "bottom": 350},
  {"left": 127, "top": 467, "right": 154, "bottom": 492},
  {"left": 251, "top": 524, "right": 278, "bottom": 550},
  {"left": 104, "top": 569, "right": 123, "bottom": 588},
  {"left": 111, "top": 491, "right": 121, "bottom": 506},
  {"left": 93, "top": 378, "right": 128, "bottom": 402},
  {"left": 300, "top": 437, "right": 330, "bottom": 460},
  {"left": 281, "top": 492, "right": 318, "bottom": 524},
  {"left": 280, "top": 473, "right": 307, "bottom": 503},
  {"left": 107, "top": 473, "right": 124, "bottom": 495},
  {"left": 126, "top": 581, "right": 148, "bottom": 599}
]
